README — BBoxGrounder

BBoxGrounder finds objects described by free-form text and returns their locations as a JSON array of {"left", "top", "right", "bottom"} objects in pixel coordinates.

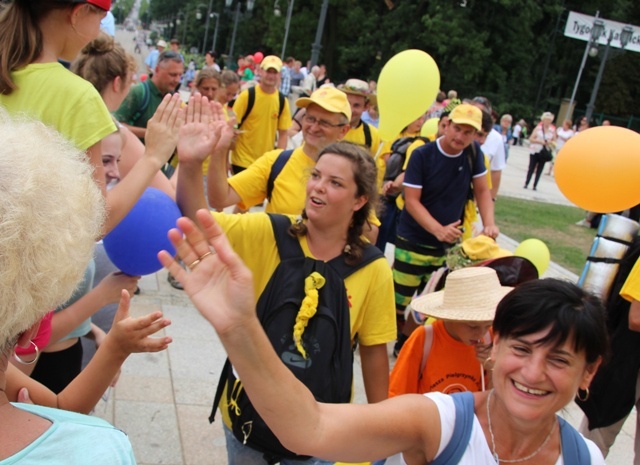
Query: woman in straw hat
[
  {"left": 389, "top": 267, "right": 510, "bottom": 398},
  {"left": 162, "top": 216, "right": 609, "bottom": 464}
]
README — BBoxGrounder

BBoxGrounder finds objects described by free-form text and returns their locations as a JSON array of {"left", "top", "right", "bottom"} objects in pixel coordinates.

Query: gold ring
[
  {"left": 198, "top": 251, "right": 214, "bottom": 260},
  {"left": 188, "top": 258, "right": 201, "bottom": 269}
]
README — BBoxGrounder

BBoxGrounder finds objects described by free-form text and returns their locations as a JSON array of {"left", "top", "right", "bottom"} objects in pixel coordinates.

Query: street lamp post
[
  {"left": 202, "top": 0, "right": 214, "bottom": 54},
  {"left": 211, "top": 13, "right": 220, "bottom": 53},
  {"left": 310, "top": 0, "right": 329, "bottom": 67},
  {"left": 584, "top": 23, "right": 634, "bottom": 123},
  {"left": 568, "top": 13, "right": 602, "bottom": 120},
  {"left": 274, "top": 0, "right": 295, "bottom": 60},
  {"left": 225, "top": 0, "right": 255, "bottom": 65}
]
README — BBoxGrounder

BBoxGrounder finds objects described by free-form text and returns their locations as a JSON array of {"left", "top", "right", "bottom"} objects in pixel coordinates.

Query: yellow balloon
[
  {"left": 514, "top": 239, "right": 550, "bottom": 276},
  {"left": 377, "top": 50, "right": 440, "bottom": 141},
  {"left": 555, "top": 126, "right": 640, "bottom": 212},
  {"left": 421, "top": 117, "right": 439, "bottom": 138}
]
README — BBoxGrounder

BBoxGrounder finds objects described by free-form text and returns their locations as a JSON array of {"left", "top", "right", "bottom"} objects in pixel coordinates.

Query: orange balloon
[{"left": 554, "top": 126, "right": 640, "bottom": 213}]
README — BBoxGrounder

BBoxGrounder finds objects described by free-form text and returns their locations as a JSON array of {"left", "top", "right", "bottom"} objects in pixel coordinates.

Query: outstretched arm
[
  {"left": 158, "top": 211, "right": 441, "bottom": 463},
  {"left": 102, "top": 93, "right": 184, "bottom": 234},
  {"left": 6, "top": 291, "right": 172, "bottom": 414}
]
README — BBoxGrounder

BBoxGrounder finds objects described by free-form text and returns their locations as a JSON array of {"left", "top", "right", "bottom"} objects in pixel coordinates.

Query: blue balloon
[{"left": 103, "top": 188, "right": 180, "bottom": 276}]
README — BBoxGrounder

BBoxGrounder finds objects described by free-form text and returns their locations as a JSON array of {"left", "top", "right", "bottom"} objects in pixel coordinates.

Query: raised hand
[
  {"left": 158, "top": 210, "right": 255, "bottom": 336},
  {"left": 144, "top": 93, "right": 185, "bottom": 166},
  {"left": 104, "top": 290, "right": 173, "bottom": 358}
]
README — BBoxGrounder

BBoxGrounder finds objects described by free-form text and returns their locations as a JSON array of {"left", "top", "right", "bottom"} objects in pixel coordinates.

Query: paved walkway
[{"left": 98, "top": 28, "right": 634, "bottom": 464}]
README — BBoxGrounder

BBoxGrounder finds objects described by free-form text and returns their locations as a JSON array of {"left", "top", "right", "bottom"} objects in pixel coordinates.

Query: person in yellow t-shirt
[
  {"left": 338, "top": 78, "right": 382, "bottom": 159},
  {"left": 170, "top": 116, "right": 396, "bottom": 462},
  {"left": 230, "top": 55, "right": 291, "bottom": 173}
]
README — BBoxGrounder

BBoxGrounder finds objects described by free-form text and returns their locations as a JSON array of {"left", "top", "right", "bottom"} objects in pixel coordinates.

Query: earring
[
  {"left": 13, "top": 341, "right": 40, "bottom": 366},
  {"left": 343, "top": 244, "right": 352, "bottom": 254},
  {"left": 576, "top": 387, "right": 590, "bottom": 402}
]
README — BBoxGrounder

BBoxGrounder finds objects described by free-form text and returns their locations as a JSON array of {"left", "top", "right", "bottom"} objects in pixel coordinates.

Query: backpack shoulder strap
[
  {"left": 327, "top": 244, "right": 384, "bottom": 280},
  {"left": 267, "top": 149, "right": 293, "bottom": 201},
  {"left": 362, "top": 121, "right": 372, "bottom": 148},
  {"left": 278, "top": 91, "right": 285, "bottom": 118},
  {"left": 431, "top": 392, "right": 475, "bottom": 465},
  {"left": 131, "top": 80, "right": 150, "bottom": 126},
  {"left": 209, "top": 358, "right": 231, "bottom": 423},
  {"left": 419, "top": 324, "right": 435, "bottom": 377},
  {"left": 558, "top": 416, "right": 591, "bottom": 465},
  {"left": 267, "top": 213, "right": 304, "bottom": 262},
  {"left": 238, "top": 86, "right": 256, "bottom": 128}
]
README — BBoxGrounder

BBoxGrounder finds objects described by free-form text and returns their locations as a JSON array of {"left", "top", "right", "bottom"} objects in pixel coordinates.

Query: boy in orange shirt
[{"left": 389, "top": 267, "right": 511, "bottom": 396}]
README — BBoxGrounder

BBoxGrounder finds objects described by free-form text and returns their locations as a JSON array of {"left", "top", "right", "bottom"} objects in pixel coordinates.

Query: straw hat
[{"left": 412, "top": 267, "right": 512, "bottom": 321}]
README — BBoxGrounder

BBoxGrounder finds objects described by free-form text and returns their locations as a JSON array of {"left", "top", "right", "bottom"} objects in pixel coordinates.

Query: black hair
[
  {"left": 480, "top": 108, "right": 493, "bottom": 133},
  {"left": 493, "top": 278, "right": 609, "bottom": 364}
]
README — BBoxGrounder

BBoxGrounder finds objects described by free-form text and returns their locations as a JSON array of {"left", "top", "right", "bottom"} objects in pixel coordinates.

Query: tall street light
[
  {"left": 274, "top": 0, "right": 294, "bottom": 60},
  {"left": 568, "top": 12, "right": 602, "bottom": 120},
  {"left": 200, "top": 2, "right": 220, "bottom": 54},
  {"left": 310, "top": 0, "right": 329, "bottom": 67},
  {"left": 584, "top": 22, "right": 634, "bottom": 123},
  {"left": 226, "top": 0, "right": 255, "bottom": 65},
  {"left": 202, "top": 0, "right": 214, "bottom": 54}
]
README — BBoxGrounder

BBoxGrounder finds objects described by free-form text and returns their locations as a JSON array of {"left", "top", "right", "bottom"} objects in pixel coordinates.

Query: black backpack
[
  {"left": 383, "top": 136, "right": 430, "bottom": 184},
  {"left": 238, "top": 86, "right": 286, "bottom": 128},
  {"left": 209, "top": 214, "right": 384, "bottom": 464}
]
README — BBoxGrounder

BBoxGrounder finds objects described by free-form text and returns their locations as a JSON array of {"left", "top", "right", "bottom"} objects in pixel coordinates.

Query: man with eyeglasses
[
  {"left": 114, "top": 50, "right": 184, "bottom": 143},
  {"left": 206, "top": 87, "right": 352, "bottom": 215}
]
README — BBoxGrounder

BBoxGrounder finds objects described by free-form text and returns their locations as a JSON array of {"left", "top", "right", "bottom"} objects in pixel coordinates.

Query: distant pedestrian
[{"left": 524, "top": 112, "right": 556, "bottom": 191}]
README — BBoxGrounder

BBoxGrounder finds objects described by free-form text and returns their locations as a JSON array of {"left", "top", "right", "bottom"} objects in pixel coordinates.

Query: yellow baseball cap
[
  {"left": 260, "top": 55, "right": 283, "bottom": 72},
  {"left": 296, "top": 87, "right": 352, "bottom": 121},
  {"left": 449, "top": 104, "right": 482, "bottom": 131}
]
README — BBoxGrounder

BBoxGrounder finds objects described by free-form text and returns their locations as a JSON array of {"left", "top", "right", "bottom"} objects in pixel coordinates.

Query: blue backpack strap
[
  {"left": 267, "top": 213, "right": 304, "bottom": 262},
  {"left": 558, "top": 416, "right": 591, "bottom": 465},
  {"left": 238, "top": 86, "right": 256, "bottom": 128},
  {"left": 430, "top": 392, "right": 475, "bottom": 465},
  {"left": 267, "top": 149, "right": 293, "bottom": 201}
]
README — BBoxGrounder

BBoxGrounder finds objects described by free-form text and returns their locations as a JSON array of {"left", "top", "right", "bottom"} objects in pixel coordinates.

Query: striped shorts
[{"left": 393, "top": 236, "right": 446, "bottom": 312}]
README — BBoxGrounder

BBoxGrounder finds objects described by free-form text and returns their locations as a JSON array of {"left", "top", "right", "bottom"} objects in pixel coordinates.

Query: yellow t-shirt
[
  {"left": 342, "top": 121, "right": 382, "bottom": 160},
  {"left": 213, "top": 212, "right": 396, "bottom": 425},
  {"left": 621, "top": 258, "right": 640, "bottom": 303},
  {"left": 228, "top": 146, "right": 381, "bottom": 227},
  {"left": 0, "top": 62, "right": 115, "bottom": 150},
  {"left": 231, "top": 85, "right": 292, "bottom": 169}
]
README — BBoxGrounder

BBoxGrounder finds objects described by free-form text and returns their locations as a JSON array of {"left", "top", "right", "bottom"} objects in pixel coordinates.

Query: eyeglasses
[{"left": 302, "top": 114, "right": 346, "bottom": 129}]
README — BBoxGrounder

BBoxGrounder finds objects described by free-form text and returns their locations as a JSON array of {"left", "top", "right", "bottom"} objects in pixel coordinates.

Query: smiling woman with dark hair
[{"left": 163, "top": 214, "right": 610, "bottom": 465}]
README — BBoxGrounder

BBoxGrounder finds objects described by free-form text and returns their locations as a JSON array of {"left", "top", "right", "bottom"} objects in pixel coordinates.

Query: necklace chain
[{"left": 486, "top": 389, "right": 556, "bottom": 464}]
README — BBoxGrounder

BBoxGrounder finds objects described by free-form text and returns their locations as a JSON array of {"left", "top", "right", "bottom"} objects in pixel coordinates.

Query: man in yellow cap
[
  {"left": 206, "top": 87, "right": 351, "bottom": 215},
  {"left": 393, "top": 103, "right": 499, "bottom": 355},
  {"left": 338, "top": 78, "right": 381, "bottom": 159},
  {"left": 230, "top": 55, "right": 292, "bottom": 175}
]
